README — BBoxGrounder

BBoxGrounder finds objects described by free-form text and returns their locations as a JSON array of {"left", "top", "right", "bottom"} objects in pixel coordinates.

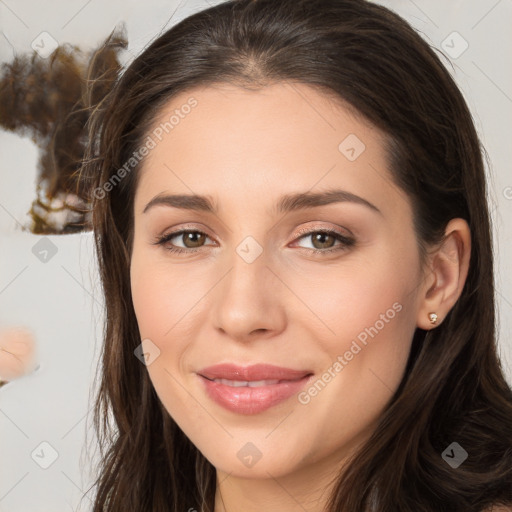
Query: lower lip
[{"left": 198, "top": 374, "right": 313, "bottom": 415}]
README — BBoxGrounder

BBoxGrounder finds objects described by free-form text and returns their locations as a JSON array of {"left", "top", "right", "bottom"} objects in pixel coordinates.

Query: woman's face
[{"left": 130, "top": 82, "right": 428, "bottom": 481}]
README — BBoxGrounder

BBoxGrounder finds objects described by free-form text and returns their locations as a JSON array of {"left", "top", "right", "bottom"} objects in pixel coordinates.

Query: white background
[{"left": 0, "top": 1, "right": 511, "bottom": 510}]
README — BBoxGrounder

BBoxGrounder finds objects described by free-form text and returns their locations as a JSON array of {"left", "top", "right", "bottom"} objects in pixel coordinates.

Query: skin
[{"left": 129, "top": 82, "right": 471, "bottom": 512}]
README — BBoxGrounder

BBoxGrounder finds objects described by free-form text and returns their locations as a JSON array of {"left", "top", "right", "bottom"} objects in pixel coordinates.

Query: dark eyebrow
[
  {"left": 142, "top": 189, "right": 382, "bottom": 216},
  {"left": 143, "top": 193, "right": 215, "bottom": 214},
  {"left": 275, "top": 189, "right": 382, "bottom": 216}
]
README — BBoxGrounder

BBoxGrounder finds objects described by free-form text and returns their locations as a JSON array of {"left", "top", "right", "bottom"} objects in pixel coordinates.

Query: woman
[{"left": 81, "top": 0, "right": 512, "bottom": 510}]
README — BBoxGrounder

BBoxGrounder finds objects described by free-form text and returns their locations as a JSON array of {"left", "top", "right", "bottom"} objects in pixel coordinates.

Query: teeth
[{"left": 213, "top": 378, "right": 280, "bottom": 387}]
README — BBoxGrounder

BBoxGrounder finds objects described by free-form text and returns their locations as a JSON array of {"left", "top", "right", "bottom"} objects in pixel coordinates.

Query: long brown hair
[{"left": 80, "top": 0, "right": 512, "bottom": 510}]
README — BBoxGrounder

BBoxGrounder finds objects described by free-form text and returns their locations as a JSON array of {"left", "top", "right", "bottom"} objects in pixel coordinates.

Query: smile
[{"left": 197, "top": 363, "right": 314, "bottom": 415}]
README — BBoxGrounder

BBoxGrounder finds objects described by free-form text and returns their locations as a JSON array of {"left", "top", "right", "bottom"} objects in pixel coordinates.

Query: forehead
[
  {"left": 133, "top": 82, "right": 407, "bottom": 219},
  {"left": 144, "top": 82, "right": 374, "bottom": 154}
]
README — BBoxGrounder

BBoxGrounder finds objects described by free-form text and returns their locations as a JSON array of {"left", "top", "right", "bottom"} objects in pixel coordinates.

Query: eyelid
[
  {"left": 157, "top": 223, "right": 215, "bottom": 241},
  {"left": 153, "top": 222, "right": 355, "bottom": 254},
  {"left": 292, "top": 223, "right": 354, "bottom": 239},
  {"left": 152, "top": 224, "right": 216, "bottom": 250},
  {"left": 289, "top": 225, "right": 355, "bottom": 253},
  {"left": 156, "top": 222, "right": 352, "bottom": 241}
]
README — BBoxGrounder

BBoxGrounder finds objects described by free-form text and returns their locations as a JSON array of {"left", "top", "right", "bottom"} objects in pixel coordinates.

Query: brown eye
[
  {"left": 310, "top": 232, "right": 337, "bottom": 250},
  {"left": 154, "top": 229, "right": 212, "bottom": 254},
  {"left": 293, "top": 229, "right": 355, "bottom": 255},
  {"left": 179, "top": 231, "right": 207, "bottom": 248}
]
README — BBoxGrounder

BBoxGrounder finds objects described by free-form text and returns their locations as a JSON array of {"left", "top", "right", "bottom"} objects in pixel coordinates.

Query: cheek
[
  {"left": 293, "top": 286, "right": 417, "bottom": 466},
  {"left": 129, "top": 252, "right": 216, "bottom": 405},
  {"left": 130, "top": 259, "right": 201, "bottom": 417},
  {"left": 292, "top": 247, "right": 416, "bottom": 352},
  {"left": 130, "top": 251, "right": 207, "bottom": 341},
  {"left": 293, "top": 246, "right": 419, "bottom": 413}
]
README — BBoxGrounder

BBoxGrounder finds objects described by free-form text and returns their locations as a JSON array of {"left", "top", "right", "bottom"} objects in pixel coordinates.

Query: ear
[{"left": 416, "top": 218, "right": 471, "bottom": 330}]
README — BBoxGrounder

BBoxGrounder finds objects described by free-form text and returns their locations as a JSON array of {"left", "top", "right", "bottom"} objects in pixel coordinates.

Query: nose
[{"left": 210, "top": 246, "right": 286, "bottom": 343}]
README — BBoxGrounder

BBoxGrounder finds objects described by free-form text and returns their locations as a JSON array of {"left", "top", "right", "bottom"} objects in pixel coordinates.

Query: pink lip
[
  {"left": 199, "top": 363, "right": 312, "bottom": 381},
  {"left": 197, "top": 363, "right": 314, "bottom": 415}
]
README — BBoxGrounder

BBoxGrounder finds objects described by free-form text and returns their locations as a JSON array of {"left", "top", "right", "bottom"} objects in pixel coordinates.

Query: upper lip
[{"left": 198, "top": 363, "right": 313, "bottom": 382}]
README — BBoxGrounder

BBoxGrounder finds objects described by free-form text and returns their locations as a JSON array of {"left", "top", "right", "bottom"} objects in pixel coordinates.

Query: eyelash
[{"left": 152, "top": 226, "right": 355, "bottom": 256}]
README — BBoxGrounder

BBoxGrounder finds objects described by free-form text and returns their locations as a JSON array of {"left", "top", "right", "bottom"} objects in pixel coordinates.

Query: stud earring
[{"left": 428, "top": 312, "right": 438, "bottom": 325}]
